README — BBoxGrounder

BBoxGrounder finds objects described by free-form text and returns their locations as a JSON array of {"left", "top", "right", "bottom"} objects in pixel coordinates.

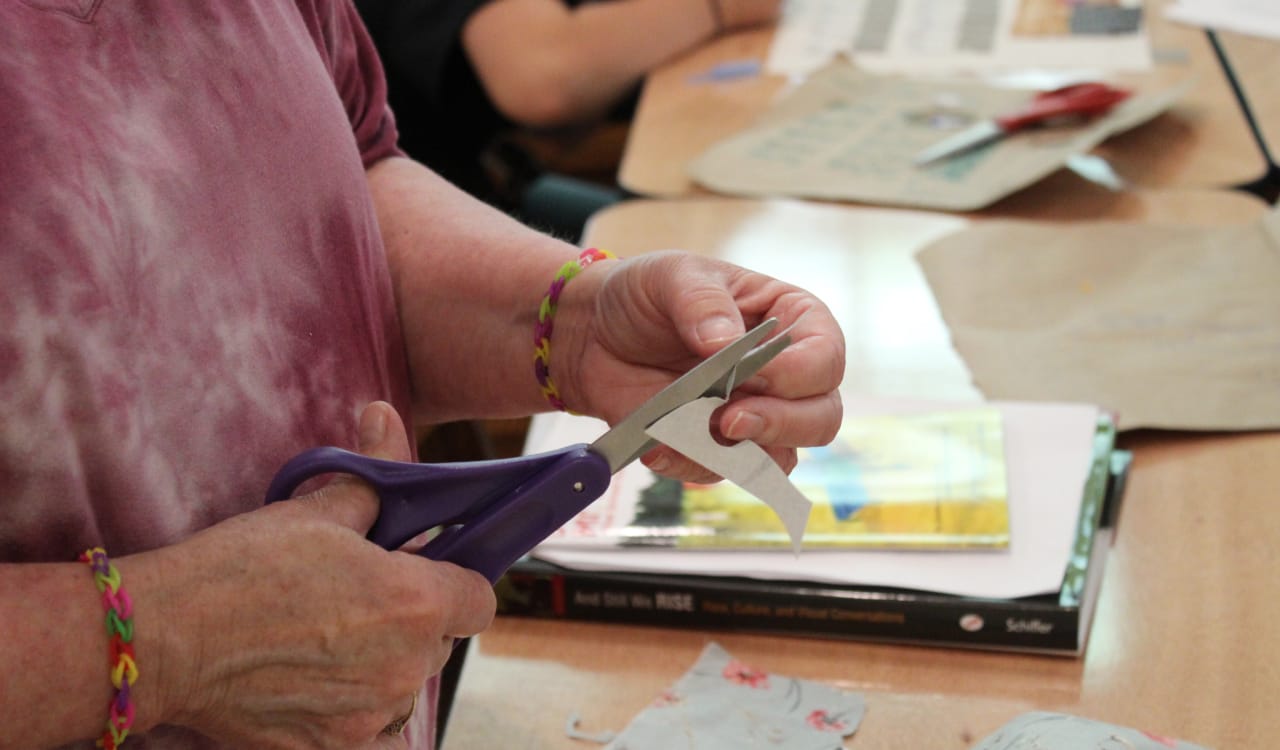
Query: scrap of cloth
[
  {"left": 602, "top": 642, "right": 864, "bottom": 750},
  {"left": 970, "top": 711, "right": 1212, "bottom": 749}
]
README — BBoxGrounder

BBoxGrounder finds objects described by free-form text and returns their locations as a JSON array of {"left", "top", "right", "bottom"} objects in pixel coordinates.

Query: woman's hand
[
  {"left": 125, "top": 402, "right": 494, "bottom": 749},
  {"left": 553, "top": 251, "right": 845, "bottom": 483}
]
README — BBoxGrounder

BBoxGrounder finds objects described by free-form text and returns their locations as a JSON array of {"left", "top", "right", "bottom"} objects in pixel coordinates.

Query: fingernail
[
  {"left": 358, "top": 403, "right": 388, "bottom": 451},
  {"left": 725, "top": 411, "right": 764, "bottom": 441},
  {"left": 696, "top": 315, "right": 738, "bottom": 345},
  {"left": 647, "top": 453, "right": 671, "bottom": 475}
]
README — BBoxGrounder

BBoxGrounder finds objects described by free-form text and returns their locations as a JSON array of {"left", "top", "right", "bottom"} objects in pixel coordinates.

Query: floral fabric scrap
[{"left": 601, "top": 642, "right": 865, "bottom": 749}]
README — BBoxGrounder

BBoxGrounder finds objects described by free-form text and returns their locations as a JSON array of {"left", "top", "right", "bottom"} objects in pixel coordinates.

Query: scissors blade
[
  {"left": 589, "top": 317, "right": 785, "bottom": 473},
  {"left": 703, "top": 320, "right": 795, "bottom": 399},
  {"left": 914, "top": 119, "right": 1004, "bottom": 166}
]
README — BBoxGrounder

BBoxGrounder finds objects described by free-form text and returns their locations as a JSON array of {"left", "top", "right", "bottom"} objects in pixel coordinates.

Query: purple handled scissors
[{"left": 265, "top": 318, "right": 791, "bottom": 583}]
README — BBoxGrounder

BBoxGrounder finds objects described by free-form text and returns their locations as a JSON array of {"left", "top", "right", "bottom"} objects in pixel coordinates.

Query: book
[
  {"left": 546, "top": 408, "right": 1012, "bottom": 552},
  {"left": 494, "top": 415, "right": 1126, "bottom": 656},
  {"left": 527, "top": 398, "right": 1105, "bottom": 599}
]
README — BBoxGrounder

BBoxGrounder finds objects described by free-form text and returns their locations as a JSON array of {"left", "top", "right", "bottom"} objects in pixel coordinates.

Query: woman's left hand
[{"left": 551, "top": 251, "right": 845, "bottom": 482}]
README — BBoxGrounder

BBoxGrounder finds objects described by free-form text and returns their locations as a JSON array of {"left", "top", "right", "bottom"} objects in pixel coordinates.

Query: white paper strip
[{"left": 644, "top": 397, "right": 813, "bottom": 554}]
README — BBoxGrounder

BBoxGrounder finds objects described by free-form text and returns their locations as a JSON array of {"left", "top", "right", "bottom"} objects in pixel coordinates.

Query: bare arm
[
  {"left": 366, "top": 155, "right": 583, "bottom": 423},
  {"left": 462, "top": 0, "right": 781, "bottom": 126},
  {"left": 0, "top": 563, "right": 166, "bottom": 749},
  {"left": 368, "top": 155, "right": 845, "bottom": 477}
]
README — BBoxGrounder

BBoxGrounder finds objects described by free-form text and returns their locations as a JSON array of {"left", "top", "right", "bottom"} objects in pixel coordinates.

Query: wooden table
[
  {"left": 446, "top": 424, "right": 1279, "bottom": 749},
  {"left": 1210, "top": 29, "right": 1280, "bottom": 201},
  {"left": 617, "top": 1, "right": 1276, "bottom": 202},
  {"left": 444, "top": 191, "right": 1278, "bottom": 750}
]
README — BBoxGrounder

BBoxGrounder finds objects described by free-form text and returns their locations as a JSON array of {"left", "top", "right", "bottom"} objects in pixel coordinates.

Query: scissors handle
[
  {"left": 265, "top": 444, "right": 612, "bottom": 583},
  {"left": 996, "top": 83, "right": 1131, "bottom": 132}
]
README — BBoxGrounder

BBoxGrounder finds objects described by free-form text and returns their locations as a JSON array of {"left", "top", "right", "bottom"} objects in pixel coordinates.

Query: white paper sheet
[
  {"left": 1165, "top": 0, "right": 1280, "bottom": 41},
  {"left": 766, "top": 0, "right": 1152, "bottom": 78},
  {"left": 528, "top": 396, "right": 1102, "bottom": 599},
  {"left": 765, "top": 0, "right": 870, "bottom": 77}
]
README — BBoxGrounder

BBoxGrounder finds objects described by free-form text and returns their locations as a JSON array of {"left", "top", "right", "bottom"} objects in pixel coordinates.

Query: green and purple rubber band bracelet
[{"left": 534, "top": 247, "right": 615, "bottom": 411}]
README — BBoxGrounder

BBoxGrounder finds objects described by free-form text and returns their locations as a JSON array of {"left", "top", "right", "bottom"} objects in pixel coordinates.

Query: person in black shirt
[{"left": 356, "top": 0, "right": 781, "bottom": 234}]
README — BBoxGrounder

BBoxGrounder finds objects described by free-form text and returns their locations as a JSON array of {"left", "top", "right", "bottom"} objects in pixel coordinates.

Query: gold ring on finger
[{"left": 380, "top": 692, "right": 418, "bottom": 737}]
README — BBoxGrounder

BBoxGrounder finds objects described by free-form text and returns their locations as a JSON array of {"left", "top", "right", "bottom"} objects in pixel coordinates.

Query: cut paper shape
[
  {"left": 600, "top": 642, "right": 864, "bottom": 750},
  {"left": 644, "top": 397, "right": 813, "bottom": 553}
]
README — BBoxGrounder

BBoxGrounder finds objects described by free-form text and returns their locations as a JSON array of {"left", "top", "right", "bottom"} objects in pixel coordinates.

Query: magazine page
[{"left": 540, "top": 409, "right": 1011, "bottom": 551}]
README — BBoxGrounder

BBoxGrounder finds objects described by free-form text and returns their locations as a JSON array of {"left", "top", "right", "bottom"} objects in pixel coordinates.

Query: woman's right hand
[{"left": 122, "top": 401, "right": 495, "bottom": 749}]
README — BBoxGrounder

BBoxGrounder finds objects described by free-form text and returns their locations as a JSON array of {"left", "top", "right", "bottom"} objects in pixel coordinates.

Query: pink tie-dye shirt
[{"left": 1, "top": 1, "right": 440, "bottom": 746}]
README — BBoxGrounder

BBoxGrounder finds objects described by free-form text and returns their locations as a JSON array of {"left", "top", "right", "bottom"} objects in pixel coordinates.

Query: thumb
[
  {"left": 664, "top": 266, "right": 745, "bottom": 356},
  {"left": 305, "top": 401, "right": 412, "bottom": 533},
  {"left": 355, "top": 400, "right": 413, "bottom": 463}
]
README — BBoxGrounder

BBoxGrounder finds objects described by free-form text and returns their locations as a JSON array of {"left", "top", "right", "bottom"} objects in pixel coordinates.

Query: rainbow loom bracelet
[
  {"left": 534, "top": 247, "right": 615, "bottom": 411},
  {"left": 79, "top": 547, "right": 138, "bottom": 750}
]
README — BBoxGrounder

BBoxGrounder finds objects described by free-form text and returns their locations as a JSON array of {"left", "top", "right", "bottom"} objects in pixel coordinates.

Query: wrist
[
  {"left": 534, "top": 249, "right": 618, "bottom": 416},
  {"left": 112, "top": 551, "right": 194, "bottom": 735}
]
